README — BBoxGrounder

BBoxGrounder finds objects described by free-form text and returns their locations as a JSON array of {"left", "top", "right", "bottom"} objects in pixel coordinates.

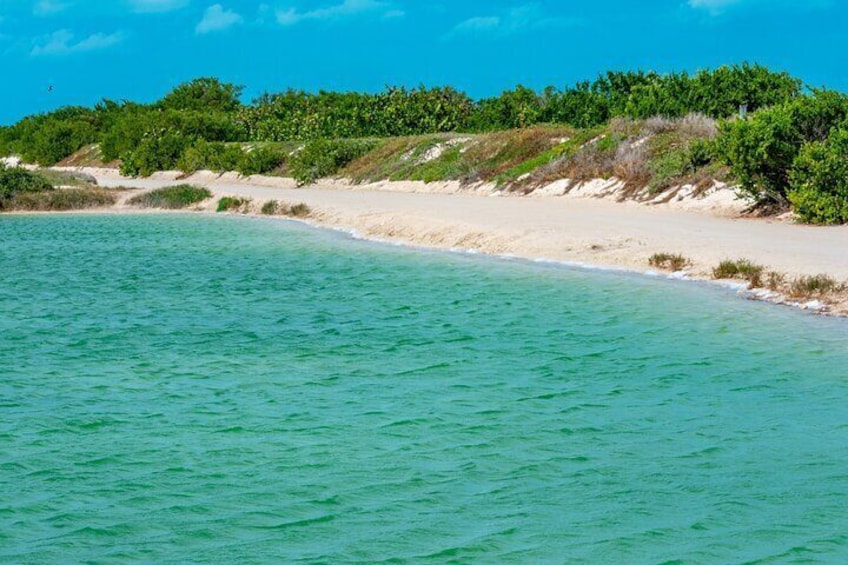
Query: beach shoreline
[{"left": 23, "top": 167, "right": 848, "bottom": 316}]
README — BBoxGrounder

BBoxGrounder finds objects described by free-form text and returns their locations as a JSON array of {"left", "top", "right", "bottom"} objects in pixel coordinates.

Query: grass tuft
[
  {"left": 216, "top": 196, "right": 250, "bottom": 213},
  {"left": 261, "top": 200, "right": 279, "bottom": 215},
  {"left": 128, "top": 185, "right": 211, "bottom": 209},
  {"left": 713, "top": 259, "right": 765, "bottom": 287},
  {"left": 788, "top": 274, "right": 845, "bottom": 298},
  {"left": 287, "top": 203, "right": 311, "bottom": 217},
  {"left": 648, "top": 253, "right": 691, "bottom": 271}
]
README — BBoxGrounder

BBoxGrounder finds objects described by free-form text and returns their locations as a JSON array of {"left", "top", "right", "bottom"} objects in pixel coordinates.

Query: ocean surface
[{"left": 2, "top": 214, "right": 848, "bottom": 564}]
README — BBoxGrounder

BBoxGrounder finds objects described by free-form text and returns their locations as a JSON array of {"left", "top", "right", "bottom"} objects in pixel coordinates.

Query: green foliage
[
  {"left": 120, "top": 132, "right": 191, "bottom": 177},
  {"left": 0, "top": 165, "right": 54, "bottom": 209},
  {"left": 788, "top": 127, "right": 848, "bottom": 224},
  {"left": 158, "top": 77, "right": 243, "bottom": 113},
  {"left": 648, "top": 133, "right": 715, "bottom": 194},
  {"left": 176, "top": 140, "right": 243, "bottom": 173},
  {"left": 717, "top": 90, "right": 848, "bottom": 205},
  {"left": 288, "top": 138, "right": 379, "bottom": 185},
  {"left": 237, "top": 145, "right": 286, "bottom": 175},
  {"left": 261, "top": 200, "right": 279, "bottom": 215},
  {"left": 127, "top": 185, "right": 211, "bottom": 209},
  {"left": 216, "top": 196, "right": 250, "bottom": 212}
]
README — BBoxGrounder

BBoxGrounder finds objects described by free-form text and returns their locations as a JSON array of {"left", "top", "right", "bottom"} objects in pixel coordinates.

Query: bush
[
  {"left": 261, "top": 200, "right": 279, "bottom": 215},
  {"left": 25, "top": 119, "right": 97, "bottom": 166},
  {"left": 288, "top": 138, "right": 379, "bottom": 185},
  {"left": 177, "top": 140, "right": 243, "bottom": 174},
  {"left": 0, "top": 166, "right": 54, "bottom": 209},
  {"left": 127, "top": 185, "right": 211, "bottom": 209},
  {"left": 788, "top": 127, "right": 848, "bottom": 224},
  {"left": 717, "top": 90, "right": 848, "bottom": 206},
  {"left": 216, "top": 196, "right": 250, "bottom": 212},
  {"left": 237, "top": 146, "right": 285, "bottom": 176},
  {"left": 288, "top": 203, "right": 311, "bottom": 217}
]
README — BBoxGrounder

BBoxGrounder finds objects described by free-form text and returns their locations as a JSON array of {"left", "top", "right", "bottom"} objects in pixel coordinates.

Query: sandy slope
[{"left": 56, "top": 167, "right": 848, "bottom": 312}]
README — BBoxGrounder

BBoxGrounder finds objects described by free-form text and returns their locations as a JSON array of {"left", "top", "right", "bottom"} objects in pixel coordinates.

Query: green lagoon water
[{"left": 2, "top": 214, "right": 848, "bottom": 564}]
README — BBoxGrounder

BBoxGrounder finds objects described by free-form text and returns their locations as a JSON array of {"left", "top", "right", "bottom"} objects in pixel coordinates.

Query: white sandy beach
[{"left": 54, "top": 166, "right": 848, "bottom": 312}]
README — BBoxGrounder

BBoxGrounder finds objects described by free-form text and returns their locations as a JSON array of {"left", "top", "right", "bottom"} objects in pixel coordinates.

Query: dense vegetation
[
  {"left": 2, "top": 64, "right": 848, "bottom": 222},
  {"left": 0, "top": 165, "right": 115, "bottom": 211}
]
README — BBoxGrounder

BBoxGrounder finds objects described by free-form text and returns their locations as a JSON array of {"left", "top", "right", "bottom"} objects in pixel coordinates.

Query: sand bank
[{"left": 53, "top": 167, "right": 848, "bottom": 314}]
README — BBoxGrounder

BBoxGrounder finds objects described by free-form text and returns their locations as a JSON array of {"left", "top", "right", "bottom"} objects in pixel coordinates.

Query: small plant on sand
[
  {"left": 713, "top": 259, "right": 765, "bottom": 287},
  {"left": 649, "top": 252, "right": 691, "bottom": 271},
  {"left": 216, "top": 196, "right": 250, "bottom": 213},
  {"left": 788, "top": 274, "right": 845, "bottom": 298},
  {"left": 766, "top": 270, "right": 786, "bottom": 291},
  {"left": 286, "top": 203, "right": 311, "bottom": 218},
  {"left": 128, "top": 185, "right": 211, "bottom": 209},
  {"left": 261, "top": 200, "right": 279, "bottom": 215}
]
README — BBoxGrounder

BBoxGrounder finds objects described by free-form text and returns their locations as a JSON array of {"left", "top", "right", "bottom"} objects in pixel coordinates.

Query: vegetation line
[{"left": 2, "top": 64, "right": 848, "bottom": 222}]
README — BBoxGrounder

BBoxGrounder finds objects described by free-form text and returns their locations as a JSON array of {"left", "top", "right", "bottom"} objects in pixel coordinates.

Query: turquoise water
[{"left": 2, "top": 214, "right": 848, "bottom": 564}]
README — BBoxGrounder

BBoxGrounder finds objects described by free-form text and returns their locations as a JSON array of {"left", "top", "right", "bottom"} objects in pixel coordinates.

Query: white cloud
[
  {"left": 34, "top": 0, "right": 71, "bottom": 16},
  {"left": 196, "top": 4, "right": 242, "bottom": 34},
  {"left": 31, "top": 29, "right": 124, "bottom": 56},
  {"left": 129, "top": 0, "right": 189, "bottom": 13},
  {"left": 276, "top": 0, "right": 393, "bottom": 25},
  {"left": 447, "top": 4, "right": 572, "bottom": 38}
]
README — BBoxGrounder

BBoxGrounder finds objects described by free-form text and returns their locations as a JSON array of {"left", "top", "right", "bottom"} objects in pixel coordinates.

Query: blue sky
[{"left": 0, "top": 0, "right": 845, "bottom": 124}]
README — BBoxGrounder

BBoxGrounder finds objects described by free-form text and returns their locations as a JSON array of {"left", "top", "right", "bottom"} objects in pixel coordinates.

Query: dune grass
[
  {"left": 6, "top": 188, "right": 117, "bottom": 211},
  {"left": 648, "top": 253, "right": 691, "bottom": 271},
  {"left": 127, "top": 185, "right": 211, "bottom": 209}
]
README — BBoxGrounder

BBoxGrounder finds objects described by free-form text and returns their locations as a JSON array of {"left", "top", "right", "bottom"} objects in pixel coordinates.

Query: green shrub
[
  {"left": 0, "top": 166, "right": 54, "bottom": 209},
  {"left": 8, "top": 188, "right": 116, "bottom": 211},
  {"left": 177, "top": 140, "right": 244, "bottom": 174},
  {"left": 127, "top": 185, "right": 211, "bottom": 209},
  {"left": 260, "top": 200, "right": 279, "bottom": 215},
  {"left": 288, "top": 138, "right": 379, "bottom": 185},
  {"left": 287, "top": 203, "right": 311, "bottom": 217},
  {"left": 717, "top": 90, "right": 848, "bottom": 206},
  {"left": 25, "top": 120, "right": 97, "bottom": 166},
  {"left": 713, "top": 259, "right": 765, "bottom": 286},
  {"left": 788, "top": 127, "right": 848, "bottom": 224},
  {"left": 121, "top": 133, "right": 192, "bottom": 177},
  {"left": 237, "top": 146, "right": 285, "bottom": 176},
  {"left": 216, "top": 196, "right": 250, "bottom": 212}
]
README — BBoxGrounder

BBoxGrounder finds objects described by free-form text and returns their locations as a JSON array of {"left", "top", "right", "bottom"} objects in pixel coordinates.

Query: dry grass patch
[
  {"left": 8, "top": 188, "right": 117, "bottom": 211},
  {"left": 788, "top": 274, "right": 846, "bottom": 299},
  {"left": 648, "top": 253, "right": 692, "bottom": 271},
  {"left": 713, "top": 259, "right": 766, "bottom": 287}
]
